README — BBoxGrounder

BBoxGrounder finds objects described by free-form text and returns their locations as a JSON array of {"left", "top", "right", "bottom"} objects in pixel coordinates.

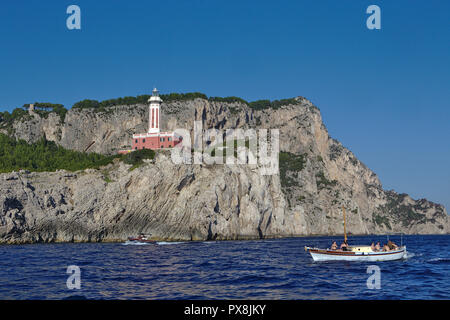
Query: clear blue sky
[{"left": 0, "top": 1, "right": 449, "bottom": 211}]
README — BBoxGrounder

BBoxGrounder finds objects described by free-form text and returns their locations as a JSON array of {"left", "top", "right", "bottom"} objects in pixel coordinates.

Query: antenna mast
[{"left": 342, "top": 205, "right": 347, "bottom": 243}]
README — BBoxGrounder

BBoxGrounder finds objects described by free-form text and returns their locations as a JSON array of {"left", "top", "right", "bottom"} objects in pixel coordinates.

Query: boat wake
[
  {"left": 403, "top": 251, "right": 415, "bottom": 259},
  {"left": 427, "top": 257, "right": 450, "bottom": 264},
  {"left": 156, "top": 241, "right": 186, "bottom": 245},
  {"left": 122, "top": 241, "right": 152, "bottom": 246}
]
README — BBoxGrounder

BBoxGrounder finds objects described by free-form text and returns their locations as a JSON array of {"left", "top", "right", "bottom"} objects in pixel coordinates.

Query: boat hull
[{"left": 307, "top": 246, "right": 407, "bottom": 262}]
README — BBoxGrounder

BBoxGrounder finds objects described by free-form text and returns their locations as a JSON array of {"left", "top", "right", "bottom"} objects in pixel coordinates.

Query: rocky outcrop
[
  {"left": 0, "top": 154, "right": 300, "bottom": 243},
  {"left": 0, "top": 97, "right": 448, "bottom": 243}
]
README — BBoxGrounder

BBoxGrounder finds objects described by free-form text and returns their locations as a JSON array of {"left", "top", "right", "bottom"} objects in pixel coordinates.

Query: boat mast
[{"left": 342, "top": 205, "right": 347, "bottom": 243}]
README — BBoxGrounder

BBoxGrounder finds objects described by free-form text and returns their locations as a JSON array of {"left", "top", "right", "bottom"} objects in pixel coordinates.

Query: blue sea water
[{"left": 0, "top": 235, "right": 448, "bottom": 300}]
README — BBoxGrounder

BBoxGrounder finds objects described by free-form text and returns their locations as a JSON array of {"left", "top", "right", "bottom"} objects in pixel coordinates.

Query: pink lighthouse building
[{"left": 127, "top": 88, "right": 182, "bottom": 152}]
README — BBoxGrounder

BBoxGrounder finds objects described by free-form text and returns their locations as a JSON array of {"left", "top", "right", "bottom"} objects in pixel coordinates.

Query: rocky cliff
[{"left": 0, "top": 97, "right": 448, "bottom": 243}]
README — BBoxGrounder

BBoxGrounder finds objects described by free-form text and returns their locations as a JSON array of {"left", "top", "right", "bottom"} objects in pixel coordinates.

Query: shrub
[
  {"left": 248, "top": 99, "right": 271, "bottom": 110},
  {"left": 72, "top": 99, "right": 101, "bottom": 110},
  {"left": 122, "top": 149, "right": 155, "bottom": 167},
  {"left": 209, "top": 96, "right": 248, "bottom": 104},
  {"left": 270, "top": 98, "right": 299, "bottom": 109}
]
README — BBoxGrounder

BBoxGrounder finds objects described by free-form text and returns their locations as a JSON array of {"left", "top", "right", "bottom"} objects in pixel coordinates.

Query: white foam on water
[
  {"left": 156, "top": 241, "right": 186, "bottom": 245},
  {"left": 427, "top": 257, "right": 450, "bottom": 263},
  {"left": 122, "top": 241, "right": 152, "bottom": 246},
  {"left": 404, "top": 251, "right": 415, "bottom": 259}
]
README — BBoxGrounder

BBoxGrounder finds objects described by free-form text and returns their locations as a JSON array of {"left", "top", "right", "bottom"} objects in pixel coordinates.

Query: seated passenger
[
  {"left": 330, "top": 241, "right": 338, "bottom": 250},
  {"left": 383, "top": 244, "right": 390, "bottom": 251},
  {"left": 340, "top": 241, "right": 349, "bottom": 251},
  {"left": 375, "top": 242, "right": 381, "bottom": 252},
  {"left": 387, "top": 240, "right": 398, "bottom": 250},
  {"left": 370, "top": 242, "right": 376, "bottom": 252}
]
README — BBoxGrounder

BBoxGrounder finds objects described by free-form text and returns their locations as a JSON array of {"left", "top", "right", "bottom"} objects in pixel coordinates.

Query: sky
[{"left": 0, "top": 0, "right": 449, "bottom": 211}]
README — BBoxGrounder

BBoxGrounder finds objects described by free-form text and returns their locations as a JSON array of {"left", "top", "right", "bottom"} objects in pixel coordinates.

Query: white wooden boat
[
  {"left": 305, "top": 206, "right": 407, "bottom": 262},
  {"left": 305, "top": 245, "right": 407, "bottom": 262}
]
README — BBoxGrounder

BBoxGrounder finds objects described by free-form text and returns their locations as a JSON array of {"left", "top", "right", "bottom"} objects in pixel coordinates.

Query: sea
[{"left": 0, "top": 235, "right": 448, "bottom": 300}]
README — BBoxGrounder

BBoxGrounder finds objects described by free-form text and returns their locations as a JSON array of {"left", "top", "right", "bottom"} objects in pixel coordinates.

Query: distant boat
[
  {"left": 305, "top": 206, "right": 407, "bottom": 262},
  {"left": 127, "top": 233, "right": 156, "bottom": 244}
]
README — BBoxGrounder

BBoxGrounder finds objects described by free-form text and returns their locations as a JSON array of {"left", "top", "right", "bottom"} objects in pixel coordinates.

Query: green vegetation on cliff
[
  {"left": 0, "top": 132, "right": 159, "bottom": 173},
  {"left": 372, "top": 213, "right": 392, "bottom": 229},
  {"left": 279, "top": 152, "right": 306, "bottom": 189},
  {"left": 70, "top": 92, "right": 301, "bottom": 111},
  {"left": 0, "top": 134, "right": 119, "bottom": 173},
  {"left": 209, "top": 96, "right": 248, "bottom": 105},
  {"left": 0, "top": 108, "right": 31, "bottom": 135},
  {"left": 72, "top": 96, "right": 151, "bottom": 111},
  {"left": 248, "top": 98, "right": 299, "bottom": 110},
  {"left": 0, "top": 108, "right": 30, "bottom": 126},
  {"left": 72, "top": 93, "right": 208, "bottom": 111},
  {"left": 122, "top": 149, "right": 155, "bottom": 171},
  {"left": 32, "top": 103, "right": 67, "bottom": 122},
  {"left": 163, "top": 92, "right": 208, "bottom": 102},
  {"left": 0, "top": 103, "right": 68, "bottom": 130},
  {"left": 315, "top": 171, "right": 338, "bottom": 190},
  {"left": 379, "top": 192, "right": 428, "bottom": 227}
]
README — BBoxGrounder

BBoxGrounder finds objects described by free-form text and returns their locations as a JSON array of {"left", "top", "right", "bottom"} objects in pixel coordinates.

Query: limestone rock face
[
  {"left": 0, "top": 155, "right": 300, "bottom": 243},
  {"left": 0, "top": 97, "right": 448, "bottom": 243}
]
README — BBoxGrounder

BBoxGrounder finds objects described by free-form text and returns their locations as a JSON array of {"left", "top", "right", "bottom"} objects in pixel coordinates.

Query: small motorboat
[
  {"left": 305, "top": 206, "right": 407, "bottom": 262},
  {"left": 127, "top": 233, "right": 156, "bottom": 244}
]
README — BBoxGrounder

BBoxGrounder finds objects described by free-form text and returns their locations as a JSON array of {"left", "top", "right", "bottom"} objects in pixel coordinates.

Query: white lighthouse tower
[{"left": 148, "top": 88, "right": 162, "bottom": 134}]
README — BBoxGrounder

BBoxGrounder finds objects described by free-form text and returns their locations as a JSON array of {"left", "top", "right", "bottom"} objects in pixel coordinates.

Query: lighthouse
[
  {"left": 119, "top": 87, "right": 182, "bottom": 153},
  {"left": 148, "top": 88, "right": 162, "bottom": 134}
]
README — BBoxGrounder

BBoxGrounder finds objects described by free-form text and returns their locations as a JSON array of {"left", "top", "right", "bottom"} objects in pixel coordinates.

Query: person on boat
[
  {"left": 370, "top": 242, "right": 376, "bottom": 252},
  {"left": 330, "top": 241, "right": 338, "bottom": 250},
  {"left": 387, "top": 240, "right": 398, "bottom": 250},
  {"left": 375, "top": 242, "right": 381, "bottom": 252},
  {"left": 382, "top": 244, "right": 390, "bottom": 251},
  {"left": 340, "top": 241, "right": 349, "bottom": 251}
]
